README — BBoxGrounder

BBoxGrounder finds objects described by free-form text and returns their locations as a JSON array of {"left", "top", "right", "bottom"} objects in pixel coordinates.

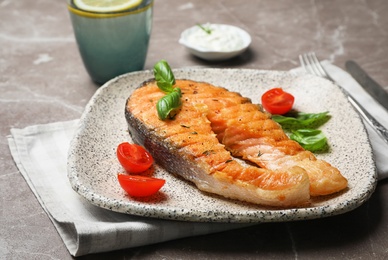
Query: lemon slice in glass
[{"left": 74, "top": 0, "right": 142, "bottom": 13}]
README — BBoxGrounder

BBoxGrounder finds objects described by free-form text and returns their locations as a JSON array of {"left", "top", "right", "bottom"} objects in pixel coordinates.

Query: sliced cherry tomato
[
  {"left": 261, "top": 88, "right": 295, "bottom": 115},
  {"left": 118, "top": 174, "right": 165, "bottom": 197},
  {"left": 117, "top": 142, "right": 154, "bottom": 173}
]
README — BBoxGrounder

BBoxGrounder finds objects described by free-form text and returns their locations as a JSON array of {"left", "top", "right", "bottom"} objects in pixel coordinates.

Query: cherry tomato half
[
  {"left": 118, "top": 174, "right": 165, "bottom": 197},
  {"left": 261, "top": 88, "right": 295, "bottom": 115},
  {"left": 117, "top": 142, "right": 154, "bottom": 173}
]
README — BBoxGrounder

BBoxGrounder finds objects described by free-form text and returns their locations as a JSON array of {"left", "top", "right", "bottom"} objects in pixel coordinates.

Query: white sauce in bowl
[
  {"left": 179, "top": 23, "right": 251, "bottom": 60},
  {"left": 185, "top": 23, "right": 245, "bottom": 52}
]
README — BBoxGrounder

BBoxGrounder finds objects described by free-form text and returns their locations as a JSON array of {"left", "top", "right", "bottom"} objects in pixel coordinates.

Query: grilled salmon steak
[{"left": 125, "top": 79, "right": 347, "bottom": 207}]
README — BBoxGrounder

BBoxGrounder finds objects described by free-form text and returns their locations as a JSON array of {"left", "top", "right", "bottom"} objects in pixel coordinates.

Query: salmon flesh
[{"left": 125, "top": 79, "right": 348, "bottom": 207}]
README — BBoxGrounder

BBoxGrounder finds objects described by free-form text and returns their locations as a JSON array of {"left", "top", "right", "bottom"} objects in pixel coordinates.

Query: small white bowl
[{"left": 179, "top": 23, "right": 251, "bottom": 61}]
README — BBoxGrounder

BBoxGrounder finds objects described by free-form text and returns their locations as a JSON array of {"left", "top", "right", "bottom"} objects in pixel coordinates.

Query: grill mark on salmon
[{"left": 125, "top": 79, "right": 346, "bottom": 207}]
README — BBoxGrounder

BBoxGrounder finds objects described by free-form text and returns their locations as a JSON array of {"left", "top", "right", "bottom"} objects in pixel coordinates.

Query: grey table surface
[{"left": 1, "top": 0, "right": 388, "bottom": 259}]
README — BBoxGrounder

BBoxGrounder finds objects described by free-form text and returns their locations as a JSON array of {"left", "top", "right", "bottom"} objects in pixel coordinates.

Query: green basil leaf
[
  {"left": 156, "top": 89, "right": 182, "bottom": 120},
  {"left": 272, "top": 111, "right": 330, "bottom": 130},
  {"left": 290, "top": 129, "right": 328, "bottom": 152},
  {"left": 173, "top": 87, "right": 181, "bottom": 96},
  {"left": 153, "top": 60, "right": 176, "bottom": 93}
]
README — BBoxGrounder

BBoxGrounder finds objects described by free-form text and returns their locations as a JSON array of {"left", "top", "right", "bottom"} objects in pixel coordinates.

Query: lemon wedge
[{"left": 73, "top": 0, "right": 142, "bottom": 13}]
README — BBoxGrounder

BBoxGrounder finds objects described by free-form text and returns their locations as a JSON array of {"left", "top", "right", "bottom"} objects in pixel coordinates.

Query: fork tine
[
  {"left": 299, "top": 53, "right": 318, "bottom": 76},
  {"left": 306, "top": 52, "right": 324, "bottom": 77},
  {"left": 309, "top": 52, "right": 332, "bottom": 80},
  {"left": 299, "top": 54, "right": 310, "bottom": 74},
  {"left": 299, "top": 52, "right": 333, "bottom": 81},
  {"left": 299, "top": 54, "right": 307, "bottom": 72}
]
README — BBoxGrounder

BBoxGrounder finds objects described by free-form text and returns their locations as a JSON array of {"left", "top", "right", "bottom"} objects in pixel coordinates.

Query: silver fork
[{"left": 299, "top": 52, "right": 388, "bottom": 145}]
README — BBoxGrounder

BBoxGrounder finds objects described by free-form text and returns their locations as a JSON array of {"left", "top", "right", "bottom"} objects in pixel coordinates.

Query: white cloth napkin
[
  {"left": 7, "top": 120, "right": 250, "bottom": 257},
  {"left": 7, "top": 62, "right": 388, "bottom": 256},
  {"left": 292, "top": 61, "right": 388, "bottom": 179}
]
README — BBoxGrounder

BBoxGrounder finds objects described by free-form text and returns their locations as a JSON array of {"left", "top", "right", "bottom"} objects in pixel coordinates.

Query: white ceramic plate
[
  {"left": 179, "top": 24, "right": 251, "bottom": 61},
  {"left": 67, "top": 68, "right": 377, "bottom": 223}
]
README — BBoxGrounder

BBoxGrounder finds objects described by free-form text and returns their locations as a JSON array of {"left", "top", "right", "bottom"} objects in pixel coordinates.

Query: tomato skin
[
  {"left": 117, "top": 174, "right": 165, "bottom": 197},
  {"left": 261, "top": 88, "right": 295, "bottom": 115},
  {"left": 117, "top": 142, "right": 154, "bottom": 173}
]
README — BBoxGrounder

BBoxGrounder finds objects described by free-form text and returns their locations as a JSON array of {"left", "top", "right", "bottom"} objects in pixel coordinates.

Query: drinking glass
[{"left": 67, "top": 0, "right": 153, "bottom": 84}]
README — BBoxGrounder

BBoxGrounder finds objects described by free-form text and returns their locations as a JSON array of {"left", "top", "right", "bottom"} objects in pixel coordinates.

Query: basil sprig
[
  {"left": 156, "top": 88, "right": 182, "bottom": 120},
  {"left": 272, "top": 111, "right": 330, "bottom": 130},
  {"left": 290, "top": 129, "right": 328, "bottom": 152},
  {"left": 272, "top": 111, "right": 331, "bottom": 152},
  {"left": 154, "top": 60, "right": 176, "bottom": 92},
  {"left": 153, "top": 60, "right": 182, "bottom": 120}
]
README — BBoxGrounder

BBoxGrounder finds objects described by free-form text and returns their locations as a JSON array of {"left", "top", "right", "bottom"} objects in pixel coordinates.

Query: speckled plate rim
[{"left": 67, "top": 68, "right": 378, "bottom": 223}]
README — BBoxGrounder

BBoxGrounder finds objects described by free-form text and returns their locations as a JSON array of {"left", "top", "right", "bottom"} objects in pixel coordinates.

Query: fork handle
[{"left": 348, "top": 96, "right": 388, "bottom": 145}]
